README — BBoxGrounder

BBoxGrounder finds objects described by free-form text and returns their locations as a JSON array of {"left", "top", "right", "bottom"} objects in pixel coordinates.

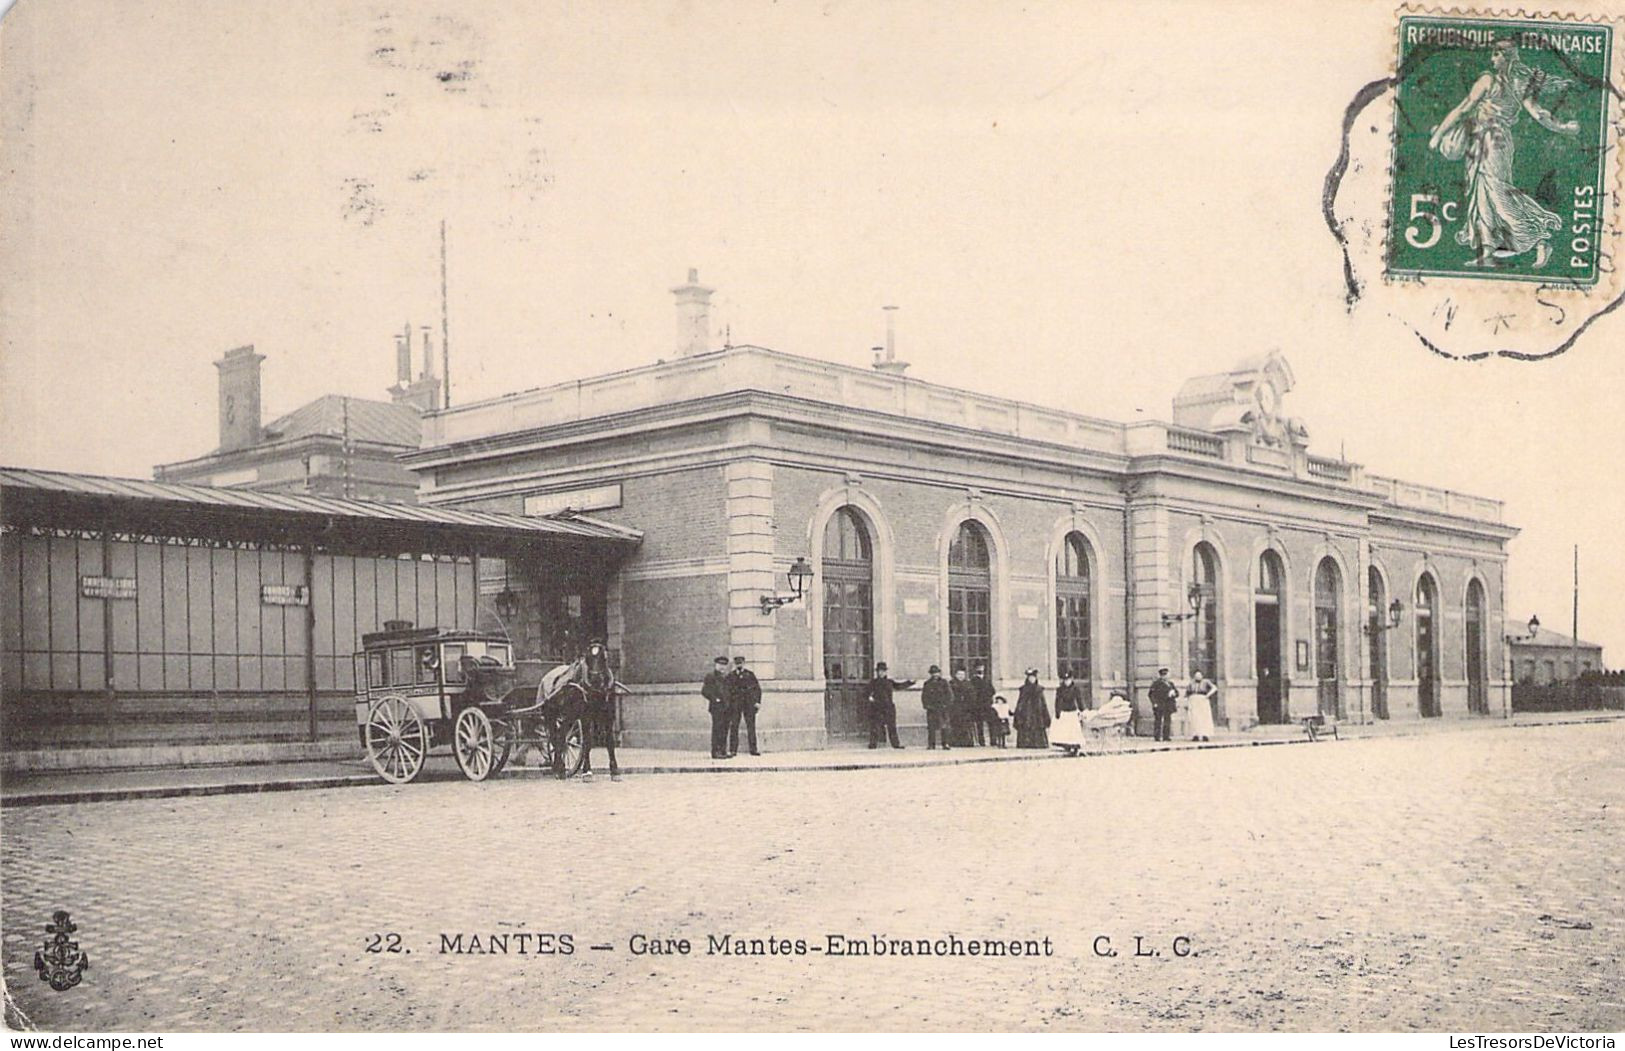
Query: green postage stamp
[{"left": 1389, "top": 12, "right": 1614, "bottom": 285}]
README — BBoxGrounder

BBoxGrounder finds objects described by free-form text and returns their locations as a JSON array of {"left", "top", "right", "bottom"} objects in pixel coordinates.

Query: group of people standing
[
  {"left": 888, "top": 663, "right": 1008, "bottom": 750},
  {"left": 1147, "top": 667, "right": 1219, "bottom": 742},
  {"left": 701, "top": 655, "right": 763, "bottom": 759}
]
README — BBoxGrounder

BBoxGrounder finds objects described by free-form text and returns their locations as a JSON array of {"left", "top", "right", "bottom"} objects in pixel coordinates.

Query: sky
[{"left": 2, "top": 0, "right": 1621, "bottom": 656}]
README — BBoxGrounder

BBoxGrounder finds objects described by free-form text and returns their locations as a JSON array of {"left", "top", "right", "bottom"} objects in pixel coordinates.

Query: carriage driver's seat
[{"left": 460, "top": 654, "right": 515, "bottom": 706}]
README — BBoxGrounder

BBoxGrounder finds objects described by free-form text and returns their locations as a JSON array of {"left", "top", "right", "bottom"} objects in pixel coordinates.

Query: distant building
[
  {"left": 1507, "top": 618, "right": 1606, "bottom": 684},
  {"left": 153, "top": 324, "right": 442, "bottom": 503}
]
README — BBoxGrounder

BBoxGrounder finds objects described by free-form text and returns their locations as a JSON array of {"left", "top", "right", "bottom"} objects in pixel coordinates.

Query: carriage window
[
  {"left": 443, "top": 644, "right": 467, "bottom": 683},
  {"left": 416, "top": 645, "right": 440, "bottom": 684},
  {"left": 389, "top": 648, "right": 413, "bottom": 688},
  {"left": 487, "top": 643, "right": 511, "bottom": 667},
  {"left": 366, "top": 652, "right": 385, "bottom": 688}
]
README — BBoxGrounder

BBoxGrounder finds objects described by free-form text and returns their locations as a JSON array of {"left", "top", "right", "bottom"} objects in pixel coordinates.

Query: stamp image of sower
[{"left": 1325, "top": 5, "right": 1624, "bottom": 360}]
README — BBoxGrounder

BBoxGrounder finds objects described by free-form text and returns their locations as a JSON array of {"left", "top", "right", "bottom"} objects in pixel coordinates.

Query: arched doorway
[
  {"left": 821, "top": 508, "right": 874, "bottom": 738},
  {"left": 1466, "top": 579, "right": 1488, "bottom": 715},
  {"left": 1314, "top": 557, "right": 1343, "bottom": 719},
  {"left": 1253, "top": 549, "right": 1285, "bottom": 723},
  {"left": 1416, "top": 574, "right": 1441, "bottom": 717},
  {"left": 948, "top": 521, "right": 993, "bottom": 677},
  {"left": 1055, "top": 533, "right": 1093, "bottom": 686},
  {"left": 1367, "top": 567, "right": 1390, "bottom": 720}
]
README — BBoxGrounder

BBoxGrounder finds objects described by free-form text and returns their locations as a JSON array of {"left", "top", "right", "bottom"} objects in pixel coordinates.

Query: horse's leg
[
  {"left": 603, "top": 707, "right": 620, "bottom": 777},
  {"left": 579, "top": 703, "right": 594, "bottom": 775}
]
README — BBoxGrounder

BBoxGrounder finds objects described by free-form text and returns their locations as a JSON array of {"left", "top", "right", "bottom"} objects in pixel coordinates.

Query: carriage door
[
  {"left": 1314, "top": 558, "right": 1342, "bottom": 719},
  {"left": 1415, "top": 575, "right": 1440, "bottom": 717},
  {"left": 1466, "top": 579, "right": 1488, "bottom": 715},
  {"left": 822, "top": 509, "right": 874, "bottom": 739},
  {"left": 1254, "top": 550, "right": 1284, "bottom": 724},
  {"left": 1368, "top": 568, "right": 1389, "bottom": 720}
]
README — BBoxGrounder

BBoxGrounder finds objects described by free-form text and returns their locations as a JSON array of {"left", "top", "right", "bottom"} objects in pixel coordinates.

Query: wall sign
[
  {"left": 903, "top": 598, "right": 929, "bottom": 616},
  {"left": 1295, "top": 639, "right": 1310, "bottom": 672},
  {"left": 80, "top": 576, "right": 136, "bottom": 600},
  {"left": 261, "top": 584, "right": 310, "bottom": 607},
  {"left": 1017, "top": 604, "right": 1039, "bottom": 620},
  {"left": 525, "top": 483, "right": 623, "bottom": 517}
]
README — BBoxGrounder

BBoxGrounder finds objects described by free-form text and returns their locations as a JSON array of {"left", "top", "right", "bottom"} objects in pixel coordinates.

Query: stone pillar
[
  {"left": 1128, "top": 498, "right": 1176, "bottom": 732},
  {"left": 726, "top": 459, "right": 776, "bottom": 677}
]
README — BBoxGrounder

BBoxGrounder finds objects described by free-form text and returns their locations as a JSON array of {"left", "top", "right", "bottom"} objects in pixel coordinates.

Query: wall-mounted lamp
[
  {"left": 1506, "top": 613, "right": 1540, "bottom": 643},
  {"left": 1161, "top": 581, "right": 1204, "bottom": 627},
  {"left": 1363, "top": 598, "right": 1405, "bottom": 636},
  {"left": 760, "top": 557, "right": 815, "bottom": 615}
]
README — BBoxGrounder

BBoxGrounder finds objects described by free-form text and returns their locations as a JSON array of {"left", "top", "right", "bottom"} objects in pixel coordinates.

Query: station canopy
[{"left": 0, "top": 466, "right": 641, "bottom": 561}]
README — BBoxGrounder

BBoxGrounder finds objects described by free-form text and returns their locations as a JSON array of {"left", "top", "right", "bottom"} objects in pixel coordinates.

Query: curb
[{"left": 3, "top": 713, "right": 1619, "bottom": 808}]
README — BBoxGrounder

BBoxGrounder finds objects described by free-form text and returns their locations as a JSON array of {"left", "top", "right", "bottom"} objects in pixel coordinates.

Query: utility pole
[{"left": 1571, "top": 545, "right": 1580, "bottom": 710}]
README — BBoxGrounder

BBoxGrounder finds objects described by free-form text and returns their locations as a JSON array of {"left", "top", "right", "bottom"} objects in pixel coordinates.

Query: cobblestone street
[{"left": 3, "top": 721, "right": 1620, "bottom": 1032}]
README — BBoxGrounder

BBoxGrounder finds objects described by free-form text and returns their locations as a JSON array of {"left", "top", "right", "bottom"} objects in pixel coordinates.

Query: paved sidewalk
[{"left": 1, "top": 710, "right": 1618, "bottom": 807}]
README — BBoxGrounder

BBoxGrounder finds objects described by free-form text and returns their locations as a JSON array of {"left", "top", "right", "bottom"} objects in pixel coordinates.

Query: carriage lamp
[
  {"left": 760, "top": 557, "right": 815, "bottom": 614},
  {"left": 494, "top": 587, "right": 520, "bottom": 621},
  {"left": 1363, "top": 598, "right": 1405, "bottom": 636},
  {"left": 1160, "top": 582, "right": 1205, "bottom": 627}
]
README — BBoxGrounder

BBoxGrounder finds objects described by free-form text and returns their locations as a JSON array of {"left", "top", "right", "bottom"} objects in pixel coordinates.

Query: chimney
[
  {"left": 215, "top": 345, "right": 265, "bottom": 452},
  {"left": 420, "top": 325, "right": 435, "bottom": 378},
  {"left": 872, "top": 305, "right": 909, "bottom": 375},
  {"left": 670, "top": 267, "right": 714, "bottom": 358},
  {"left": 394, "top": 323, "right": 411, "bottom": 385}
]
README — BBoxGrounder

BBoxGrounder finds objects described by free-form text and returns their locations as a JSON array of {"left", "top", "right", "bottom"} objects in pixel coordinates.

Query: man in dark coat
[
  {"left": 702, "top": 656, "right": 730, "bottom": 758},
  {"left": 920, "top": 664, "right": 953, "bottom": 750},
  {"left": 949, "top": 667, "right": 975, "bottom": 747},
  {"left": 1149, "top": 666, "right": 1179, "bottom": 742},
  {"left": 726, "top": 655, "right": 763, "bottom": 756},
  {"left": 1013, "top": 667, "right": 1051, "bottom": 748},
  {"left": 970, "top": 664, "right": 997, "bottom": 746},
  {"left": 865, "top": 662, "right": 915, "bottom": 749}
]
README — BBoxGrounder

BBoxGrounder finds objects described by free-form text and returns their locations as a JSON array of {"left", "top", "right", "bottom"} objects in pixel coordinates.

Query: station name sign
[
  {"left": 261, "top": 584, "right": 310, "bottom": 607},
  {"left": 80, "top": 575, "right": 136, "bottom": 600},
  {"left": 524, "top": 483, "right": 622, "bottom": 518}
]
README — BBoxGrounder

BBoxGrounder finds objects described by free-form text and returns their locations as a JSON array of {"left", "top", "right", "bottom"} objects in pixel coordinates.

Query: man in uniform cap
[
  {"left": 1149, "top": 666, "right": 1179, "bottom": 742},
  {"left": 725, "top": 655, "right": 763, "bottom": 756},
  {"left": 864, "top": 661, "right": 915, "bottom": 749},
  {"left": 702, "top": 656, "right": 731, "bottom": 759},
  {"left": 920, "top": 664, "right": 953, "bottom": 749}
]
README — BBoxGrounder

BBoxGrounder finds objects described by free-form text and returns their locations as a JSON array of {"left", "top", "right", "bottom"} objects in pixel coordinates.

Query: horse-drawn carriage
[{"left": 353, "top": 625, "right": 622, "bottom": 785}]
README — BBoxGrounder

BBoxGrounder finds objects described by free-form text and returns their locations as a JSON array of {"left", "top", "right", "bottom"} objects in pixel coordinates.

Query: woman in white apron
[
  {"left": 1048, "top": 670, "right": 1087, "bottom": 753},
  {"left": 1185, "top": 670, "right": 1217, "bottom": 742}
]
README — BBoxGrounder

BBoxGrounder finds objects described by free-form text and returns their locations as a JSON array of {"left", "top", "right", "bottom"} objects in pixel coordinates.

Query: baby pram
[{"left": 1080, "top": 694, "right": 1134, "bottom": 754}]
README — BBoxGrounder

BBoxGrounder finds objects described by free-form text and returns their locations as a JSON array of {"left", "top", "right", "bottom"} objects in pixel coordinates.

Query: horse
[{"left": 545, "top": 640, "right": 624, "bottom": 782}]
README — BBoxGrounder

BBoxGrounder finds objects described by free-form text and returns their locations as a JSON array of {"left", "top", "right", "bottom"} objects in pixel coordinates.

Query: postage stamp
[
  {"left": 1389, "top": 14, "right": 1614, "bottom": 285},
  {"left": 1325, "top": 5, "right": 1624, "bottom": 359}
]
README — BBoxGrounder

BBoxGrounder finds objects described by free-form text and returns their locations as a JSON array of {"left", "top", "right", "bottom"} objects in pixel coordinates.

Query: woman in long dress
[
  {"left": 1012, "top": 668, "right": 1050, "bottom": 749},
  {"left": 1048, "top": 670, "right": 1087, "bottom": 752},
  {"left": 1428, "top": 40, "right": 1579, "bottom": 268},
  {"left": 1185, "top": 670, "right": 1217, "bottom": 743}
]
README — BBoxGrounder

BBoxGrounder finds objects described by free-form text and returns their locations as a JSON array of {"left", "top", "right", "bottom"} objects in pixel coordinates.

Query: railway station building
[{"left": 402, "top": 274, "right": 1518, "bottom": 750}]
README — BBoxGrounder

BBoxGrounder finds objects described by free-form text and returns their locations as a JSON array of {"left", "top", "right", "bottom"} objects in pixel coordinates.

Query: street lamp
[
  {"left": 1161, "top": 581, "right": 1204, "bottom": 628},
  {"left": 760, "top": 557, "right": 815, "bottom": 614},
  {"left": 1503, "top": 614, "right": 1541, "bottom": 719},
  {"left": 1363, "top": 597, "right": 1405, "bottom": 636}
]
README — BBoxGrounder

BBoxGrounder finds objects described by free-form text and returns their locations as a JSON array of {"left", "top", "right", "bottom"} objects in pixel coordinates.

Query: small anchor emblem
[{"left": 33, "top": 910, "right": 89, "bottom": 992}]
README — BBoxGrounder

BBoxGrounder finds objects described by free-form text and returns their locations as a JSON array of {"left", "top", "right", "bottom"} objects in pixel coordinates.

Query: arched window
[
  {"left": 948, "top": 521, "right": 992, "bottom": 676},
  {"left": 1314, "top": 557, "right": 1342, "bottom": 718},
  {"left": 1253, "top": 548, "right": 1285, "bottom": 723},
  {"left": 1190, "top": 542, "right": 1220, "bottom": 683},
  {"left": 1415, "top": 573, "right": 1440, "bottom": 717},
  {"left": 1055, "top": 533, "right": 1092, "bottom": 684},
  {"left": 1465, "top": 579, "right": 1488, "bottom": 715},
  {"left": 1367, "top": 567, "right": 1389, "bottom": 719},
  {"left": 821, "top": 508, "right": 874, "bottom": 737}
]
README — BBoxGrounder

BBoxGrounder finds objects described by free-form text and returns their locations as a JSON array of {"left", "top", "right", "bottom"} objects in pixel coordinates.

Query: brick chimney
[
  {"left": 215, "top": 345, "right": 265, "bottom": 452},
  {"left": 670, "top": 267, "right": 714, "bottom": 358}
]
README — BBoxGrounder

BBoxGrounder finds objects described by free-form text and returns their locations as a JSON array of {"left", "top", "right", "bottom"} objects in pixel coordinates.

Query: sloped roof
[
  {"left": 0, "top": 465, "right": 642, "bottom": 546},
  {"left": 257, "top": 395, "right": 421, "bottom": 449},
  {"left": 1505, "top": 617, "right": 1602, "bottom": 650}
]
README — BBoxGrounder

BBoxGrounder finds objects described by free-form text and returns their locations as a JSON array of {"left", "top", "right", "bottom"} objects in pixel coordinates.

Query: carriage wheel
[
  {"left": 364, "top": 696, "right": 428, "bottom": 784},
  {"left": 453, "top": 707, "right": 501, "bottom": 782},
  {"left": 559, "top": 716, "right": 586, "bottom": 777},
  {"left": 489, "top": 721, "right": 514, "bottom": 776}
]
